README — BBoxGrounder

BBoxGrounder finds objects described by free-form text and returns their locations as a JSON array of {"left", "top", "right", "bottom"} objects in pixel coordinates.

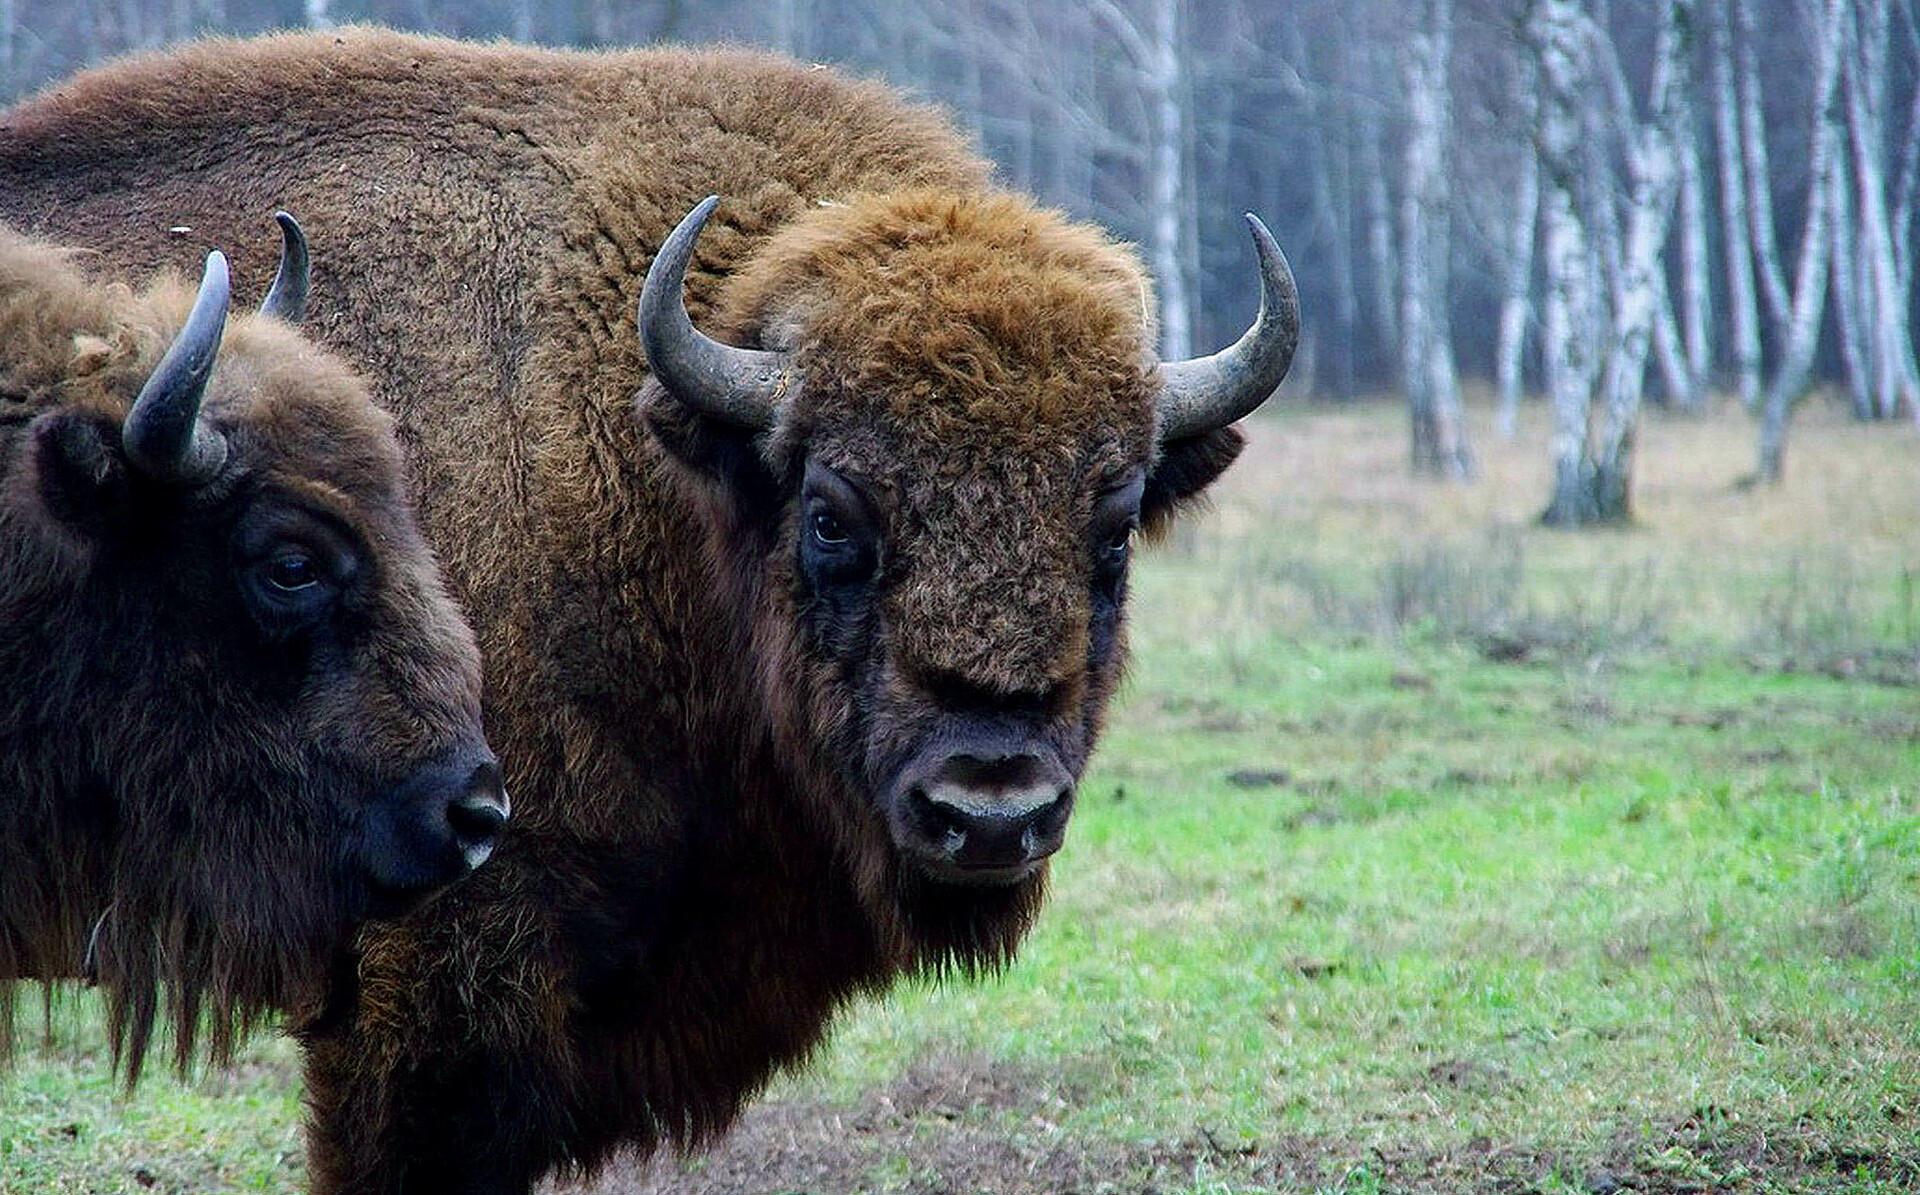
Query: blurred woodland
[{"left": 2, "top": 0, "right": 1915, "bottom": 520}]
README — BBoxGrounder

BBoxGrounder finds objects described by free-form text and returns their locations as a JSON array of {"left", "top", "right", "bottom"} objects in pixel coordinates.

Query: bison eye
[
  {"left": 811, "top": 510, "right": 850, "bottom": 547},
  {"left": 266, "top": 547, "right": 321, "bottom": 592},
  {"left": 1103, "top": 525, "right": 1134, "bottom": 561}
]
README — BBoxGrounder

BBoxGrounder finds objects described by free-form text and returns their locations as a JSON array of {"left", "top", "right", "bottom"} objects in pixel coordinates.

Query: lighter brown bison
[
  {"left": 0, "top": 29, "right": 1295, "bottom": 1191},
  {"left": 0, "top": 215, "right": 506, "bottom": 1080}
]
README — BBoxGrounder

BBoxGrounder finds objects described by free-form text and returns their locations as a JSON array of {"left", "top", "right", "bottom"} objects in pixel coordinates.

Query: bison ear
[
  {"left": 1140, "top": 426, "right": 1245, "bottom": 540},
  {"left": 637, "top": 378, "right": 783, "bottom": 532},
  {"left": 25, "top": 409, "right": 132, "bottom": 538}
]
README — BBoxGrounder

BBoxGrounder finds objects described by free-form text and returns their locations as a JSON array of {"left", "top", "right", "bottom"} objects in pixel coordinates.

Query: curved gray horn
[
  {"left": 1156, "top": 213, "right": 1300, "bottom": 442},
  {"left": 637, "top": 195, "right": 788, "bottom": 430},
  {"left": 123, "top": 250, "right": 231, "bottom": 484},
  {"left": 259, "top": 210, "right": 309, "bottom": 322}
]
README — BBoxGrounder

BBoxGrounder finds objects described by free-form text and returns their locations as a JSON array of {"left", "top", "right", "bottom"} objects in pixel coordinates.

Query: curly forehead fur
[{"left": 728, "top": 190, "right": 1160, "bottom": 459}]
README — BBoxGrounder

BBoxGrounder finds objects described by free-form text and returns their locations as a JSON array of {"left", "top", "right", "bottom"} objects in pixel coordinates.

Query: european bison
[
  {"left": 0, "top": 215, "right": 506, "bottom": 1080},
  {"left": 0, "top": 29, "right": 1296, "bottom": 1191}
]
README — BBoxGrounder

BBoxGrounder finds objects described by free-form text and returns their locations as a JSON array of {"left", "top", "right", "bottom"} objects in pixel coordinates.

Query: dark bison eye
[
  {"left": 811, "top": 510, "right": 850, "bottom": 546},
  {"left": 266, "top": 547, "right": 320, "bottom": 591}
]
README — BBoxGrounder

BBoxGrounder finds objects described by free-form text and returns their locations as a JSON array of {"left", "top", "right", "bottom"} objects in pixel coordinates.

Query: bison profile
[
  {"left": 0, "top": 29, "right": 1296, "bottom": 1191},
  {"left": 0, "top": 216, "right": 506, "bottom": 1079}
]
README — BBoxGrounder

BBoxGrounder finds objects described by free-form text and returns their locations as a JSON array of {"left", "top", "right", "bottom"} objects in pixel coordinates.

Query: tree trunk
[
  {"left": 1401, "top": 0, "right": 1473, "bottom": 478},
  {"left": 1828, "top": 152, "right": 1873, "bottom": 417},
  {"left": 1496, "top": 147, "right": 1539, "bottom": 437},
  {"left": 1676, "top": 109, "right": 1711, "bottom": 408},
  {"left": 1590, "top": 0, "right": 1694, "bottom": 522},
  {"left": 1758, "top": 0, "right": 1846, "bottom": 481},
  {"left": 1734, "top": 0, "right": 1791, "bottom": 328},
  {"left": 1530, "top": 0, "right": 1604, "bottom": 526},
  {"left": 1839, "top": 0, "right": 1920, "bottom": 419},
  {"left": 1146, "top": 0, "right": 1191, "bottom": 360},
  {"left": 1711, "top": 0, "right": 1762, "bottom": 408},
  {"left": 1358, "top": 108, "right": 1399, "bottom": 360}
]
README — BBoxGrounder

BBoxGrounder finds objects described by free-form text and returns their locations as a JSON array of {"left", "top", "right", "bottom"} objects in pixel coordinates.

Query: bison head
[
  {"left": 638, "top": 191, "right": 1292, "bottom": 956},
  {"left": 3, "top": 217, "right": 505, "bottom": 1069}
]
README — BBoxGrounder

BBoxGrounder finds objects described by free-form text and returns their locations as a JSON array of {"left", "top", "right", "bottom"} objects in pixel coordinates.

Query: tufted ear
[
  {"left": 636, "top": 377, "right": 784, "bottom": 539},
  {"left": 1140, "top": 426, "right": 1244, "bottom": 539},
  {"left": 25, "top": 409, "right": 132, "bottom": 539}
]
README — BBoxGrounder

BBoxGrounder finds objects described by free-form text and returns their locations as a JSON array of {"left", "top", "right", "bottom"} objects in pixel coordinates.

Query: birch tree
[
  {"left": 1532, "top": 0, "right": 1692, "bottom": 526},
  {"left": 1529, "top": 0, "right": 1602, "bottom": 525},
  {"left": 1589, "top": 0, "right": 1693, "bottom": 521},
  {"left": 1757, "top": 0, "right": 1845, "bottom": 482},
  {"left": 1710, "top": 0, "right": 1762, "bottom": 407},
  {"left": 1837, "top": 0, "right": 1920, "bottom": 420},
  {"left": 1674, "top": 102, "right": 1711, "bottom": 408},
  {"left": 1400, "top": 0, "right": 1473, "bottom": 478},
  {"left": 1088, "top": 0, "right": 1197, "bottom": 360},
  {"left": 1496, "top": 142, "right": 1539, "bottom": 436}
]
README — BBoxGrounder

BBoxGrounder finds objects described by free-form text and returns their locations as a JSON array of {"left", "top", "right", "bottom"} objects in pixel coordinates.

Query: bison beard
[{"left": 0, "top": 30, "right": 1294, "bottom": 1192}]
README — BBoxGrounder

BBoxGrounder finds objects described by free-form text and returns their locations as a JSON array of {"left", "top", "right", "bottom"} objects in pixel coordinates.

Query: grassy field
[{"left": 4, "top": 395, "right": 1917, "bottom": 1193}]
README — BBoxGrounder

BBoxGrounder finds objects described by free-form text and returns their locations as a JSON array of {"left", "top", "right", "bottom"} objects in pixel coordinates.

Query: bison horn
[
  {"left": 1155, "top": 213, "right": 1299, "bottom": 442},
  {"left": 259, "top": 210, "right": 310, "bottom": 322},
  {"left": 123, "top": 249, "right": 231, "bottom": 485},
  {"left": 637, "top": 195, "right": 789, "bottom": 430}
]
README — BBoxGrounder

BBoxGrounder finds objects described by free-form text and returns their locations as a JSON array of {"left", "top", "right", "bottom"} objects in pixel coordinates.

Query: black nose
[
  {"left": 444, "top": 760, "right": 509, "bottom": 871},
  {"left": 898, "top": 751, "right": 1074, "bottom": 884},
  {"left": 361, "top": 748, "right": 510, "bottom": 900}
]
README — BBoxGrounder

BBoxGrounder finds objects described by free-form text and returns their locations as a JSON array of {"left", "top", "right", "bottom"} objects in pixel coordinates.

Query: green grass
[{"left": 4, "top": 397, "right": 1918, "bottom": 1192}]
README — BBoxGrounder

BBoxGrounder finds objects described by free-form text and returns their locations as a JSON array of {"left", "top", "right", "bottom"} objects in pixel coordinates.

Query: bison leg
[{"left": 302, "top": 1033, "right": 553, "bottom": 1195}]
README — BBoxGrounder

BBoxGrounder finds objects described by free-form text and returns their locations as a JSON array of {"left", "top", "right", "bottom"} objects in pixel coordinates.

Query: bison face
[
  {"left": 7, "top": 240, "right": 502, "bottom": 1056},
  {"left": 639, "top": 191, "right": 1290, "bottom": 921},
  {"left": 791, "top": 452, "right": 1147, "bottom": 887}
]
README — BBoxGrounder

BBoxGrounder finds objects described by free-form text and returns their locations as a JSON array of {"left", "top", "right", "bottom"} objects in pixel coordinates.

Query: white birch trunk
[
  {"left": 1840, "top": 0, "right": 1920, "bottom": 418},
  {"left": 1401, "top": 0, "right": 1472, "bottom": 478},
  {"left": 1359, "top": 110, "right": 1399, "bottom": 355},
  {"left": 1146, "top": 0, "right": 1191, "bottom": 360},
  {"left": 1712, "top": 0, "right": 1762, "bottom": 407},
  {"left": 1759, "top": 0, "right": 1846, "bottom": 480},
  {"left": 1497, "top": 148, "right": 1540, "bottom": 437},
  {"left": 1734, "top": 0, "right": 1791, "bottom": 328},
  {"left": 1676, "top": 113, "right": 1711, "bottom": 407},
  {"left": 1653, "top": 275, "right": 1692, "bottom": 405},
  {"left": 1085, "top": 0, "right": 1192, "bottom": 360},
  {"left": 305, "top": 0, "right": 331, "bottom": 30},
  {"left": 1594, "top": 0, "right": 1693, "bottom": 509},
  {"left": 1828, "top": 155, "right": 1872, "bottom": 417},
  {"left": 1531, "top": 0, "right": 1602, "bottom": 524}
]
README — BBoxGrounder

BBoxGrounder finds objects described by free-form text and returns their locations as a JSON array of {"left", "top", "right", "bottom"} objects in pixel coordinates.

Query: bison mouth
[{"left": 882, "top": 732, "right": 1076, "bottom": 888}]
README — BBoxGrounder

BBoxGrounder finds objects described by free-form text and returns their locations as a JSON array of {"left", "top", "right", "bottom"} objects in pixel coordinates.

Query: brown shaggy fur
[
  {"left": 0, "top": 29, "right": 1253, "bottom": 1191},
  {"left": 0, "top": 224, "right": 489, "bottom": 1079}
]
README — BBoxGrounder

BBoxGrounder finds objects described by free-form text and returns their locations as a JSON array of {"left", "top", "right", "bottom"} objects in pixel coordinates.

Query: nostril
[
  {"left": 906, "top": 786, "right": 970, "bottom": 845},
  {"left": 447, "top": 795, "right": 507, "bottom": 847},
  {"left": 445, "top": 761, "right": 509, "bottom": 859}
]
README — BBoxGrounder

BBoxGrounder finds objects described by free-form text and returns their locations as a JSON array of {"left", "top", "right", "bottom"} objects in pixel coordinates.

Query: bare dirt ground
[{"left": 546, "top": 1055, "right": 1920, "bottom": 1195}]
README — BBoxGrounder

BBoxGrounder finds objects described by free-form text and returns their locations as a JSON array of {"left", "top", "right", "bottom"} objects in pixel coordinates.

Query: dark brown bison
[
  {"left": 0, "top": 214, "right": 507, "bottom": 1080},
  {"left": 0, "top": 28, "right": 1296, "bottom": 1192}
]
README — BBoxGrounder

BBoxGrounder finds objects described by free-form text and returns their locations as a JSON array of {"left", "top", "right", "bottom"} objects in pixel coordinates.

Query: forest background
[{"left": 5, "top": 0, "right": 1918, "bottom": 523}]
